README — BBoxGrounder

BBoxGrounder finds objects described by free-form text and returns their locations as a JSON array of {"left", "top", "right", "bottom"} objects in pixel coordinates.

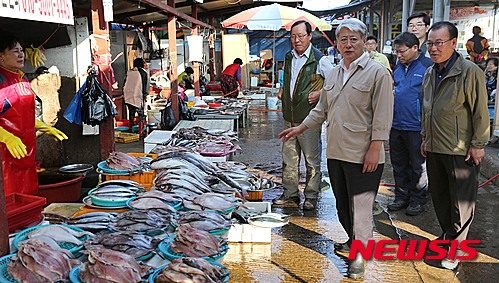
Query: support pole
[
  {"left": 402, "top": 0, "right": 410, "bottom": 32},
  {"left": 0, "top": 154, "right": 9, "bottom": 257},
  {"left": 91, "top": 0, "right": 114, "bottom": 160},
  {"left": 192, "top": 2, "right": 200, "bottom": 97},
  {"left": 433, "top": 0, "right": 445, "bottom": 23},
  {"left": 168, "top": 0, "right": 179, "bottom": 123}
]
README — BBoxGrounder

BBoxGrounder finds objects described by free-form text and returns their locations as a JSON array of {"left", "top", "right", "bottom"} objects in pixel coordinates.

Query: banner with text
[{"left": 1, "top": 0, "right": 73, "bottom": 25}]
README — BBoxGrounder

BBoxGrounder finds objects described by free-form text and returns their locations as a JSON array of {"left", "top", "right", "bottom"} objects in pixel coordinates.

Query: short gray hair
[{"left": 335, "top": 18, "right": 367, "bottom": 39}]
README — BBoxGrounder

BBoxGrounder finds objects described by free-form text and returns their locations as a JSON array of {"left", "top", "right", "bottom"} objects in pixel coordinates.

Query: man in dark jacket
[
  {"left": 273, "top": 20, "right": 332, "bottom": 210},
  {"left": 466, "top": 26, "right": 489, "bottom": 69},
  {"left": 422, "top": 21, "right": 489, "bottom": 270},
  {"left": 387, "top": 32, "right": 433, "bottom": 216}
]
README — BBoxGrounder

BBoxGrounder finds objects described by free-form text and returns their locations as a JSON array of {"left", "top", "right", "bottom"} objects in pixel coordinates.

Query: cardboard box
[
  {"left": 227, "top": 202, "right": 272, "bottom": 243},
  {"left": 144, "top": 130, "right": 176, "bottom": 153},
  {"left": 260, "top": 50, "right": 273, "bottom": 60}
]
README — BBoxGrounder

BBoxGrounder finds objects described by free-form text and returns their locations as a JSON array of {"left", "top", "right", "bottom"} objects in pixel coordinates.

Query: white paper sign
[{"left": 0, "top": 0, "right": 74, "bottom": 25}]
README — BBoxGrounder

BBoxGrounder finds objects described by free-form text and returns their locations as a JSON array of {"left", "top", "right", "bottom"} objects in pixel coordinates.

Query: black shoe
[
  {"left": 272, "top": 194, "right": 300, "bottom": 206},
  {"left": 406, "top": 202, "right": 424, "bottom": 216},
  {"left": 387, "top": 199, "right": 409, "bottom": 211},
  {"left": 303, "top": 199, "right": 317, "bottom": 210},
  {"left": 334, "top": 242, "right": 350, "bottom": 253},
  {"left": 348, "top": 254, "right": 365, "bottom": 279}
]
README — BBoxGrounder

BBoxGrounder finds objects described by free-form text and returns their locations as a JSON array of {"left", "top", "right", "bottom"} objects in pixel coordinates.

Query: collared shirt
[
  {"left": 434, "top": 51, "right": 458, "bottom": 87},
  {"left": 366, "top": 50, "right": 391, "bottom": 70},
  {"left": 288, "top": 44, "right": 331, "bottom": 97},
  {"left": 340, "top": 53, "right": 367, "bottom": 85}
]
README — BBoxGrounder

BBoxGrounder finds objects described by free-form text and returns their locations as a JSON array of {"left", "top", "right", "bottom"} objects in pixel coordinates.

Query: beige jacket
[{"left": 302, "top": 55, "right": 393, "bottom": 164}]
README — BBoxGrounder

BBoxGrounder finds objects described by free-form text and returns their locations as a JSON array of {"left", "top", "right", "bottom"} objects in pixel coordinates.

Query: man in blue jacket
[{"left": 387, "top": 32, "right": 433, "bottom": 216}]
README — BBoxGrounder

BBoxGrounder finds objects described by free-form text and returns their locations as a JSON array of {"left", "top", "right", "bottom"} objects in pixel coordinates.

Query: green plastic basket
[{"left": 88, "top": 187, "right": 135, "bottom": 207}]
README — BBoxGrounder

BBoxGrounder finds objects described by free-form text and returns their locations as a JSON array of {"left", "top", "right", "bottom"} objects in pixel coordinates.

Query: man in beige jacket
[{"left": 279, "top": 18, "right": 393, "bottom": 279}]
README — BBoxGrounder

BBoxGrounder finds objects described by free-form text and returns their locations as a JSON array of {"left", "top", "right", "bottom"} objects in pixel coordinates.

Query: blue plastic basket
[
  {"left": 0, "top": 254, "right": 17, "bottom": 283},
  {"left": 147, "top": 261, "right": 230, "bottom": 283},
  {"left": 69, "top": 265, "right": 81, "bottom": 283},
  {"left": 157, "top": 235, "right": 228, "bottom": 262},
  {"left": 126, "top": 197, "right": 182, "bottom": 211},
  {"left": 13, "top": 224, "right": 90, "bottom": 257},
  {"left": 97, "top": 161, "right": 141, "bottom": 175},
  {"left": 88, "top": 187, "right": 135, "bottom": 207}
]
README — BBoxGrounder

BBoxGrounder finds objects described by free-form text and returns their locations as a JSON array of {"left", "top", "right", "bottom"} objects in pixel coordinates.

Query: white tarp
[{"left": 0, "top": 0, "right": 74, "bottom": 25}]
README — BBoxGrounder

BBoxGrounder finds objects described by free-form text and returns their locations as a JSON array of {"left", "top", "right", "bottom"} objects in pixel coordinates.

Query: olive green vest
[{"left": 282, "top": 47, "right": 324, "bottom": 123}]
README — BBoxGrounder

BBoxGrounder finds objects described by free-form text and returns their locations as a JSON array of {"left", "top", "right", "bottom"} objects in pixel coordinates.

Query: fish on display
[
  {"left": 8, "top": 238, "right": 80, "bottom": 283},
  {"left": 86, "top": 231, "right": 161, "bottom": 259},
  {"left": 109, "top": 209, "right": 175, "bottom": 234},
  {"left": 67, "top": 212, "right": 117, "bottom": 231},
  {"left": 176, "top": 211, "right": 231, "bottom": 232},
  {"left": 155, "top": 257, "right": 229, "bottom": 283},
  {"left": 79, "top": 245, "right": 151, "bottom": 283},
  {"left": 27, "top": 224, "right": 93, "bottom": 245},
  {"left": 106, "top": 151, "right": 142, "bottom": 172},
  {"left": 170, "top": 224, "right": 227, "bottom": 258}
]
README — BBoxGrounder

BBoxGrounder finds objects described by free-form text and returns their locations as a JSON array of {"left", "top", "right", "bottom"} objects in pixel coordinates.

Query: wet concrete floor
[
  {"left": 117, "top": 100, "right": 498, "bottom": 282},
  {"left": 226, "top": 100, "right": 499, "bottom": 283}
]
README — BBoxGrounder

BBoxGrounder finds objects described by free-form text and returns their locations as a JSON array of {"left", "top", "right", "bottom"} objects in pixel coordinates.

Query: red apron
[{"left": 0, "top": 66, "right": 37, "bottom": 195}]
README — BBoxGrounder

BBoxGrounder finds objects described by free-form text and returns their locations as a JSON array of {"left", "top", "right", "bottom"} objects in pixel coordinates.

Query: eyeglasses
[
  {"left": 291, "top": 34, "right": 308, "bottom": 41},
  {"left": 408, "top": 23, "right": 426, "bottom": 29},
  {"left": 395, "top": 48, "right": 410, "bottom": 54},
  {"left": 365, "top": 42, "right": 376, "bottom": 46},
  {"left": 425, "top": 38, "right": 453, "bottom": 48}
]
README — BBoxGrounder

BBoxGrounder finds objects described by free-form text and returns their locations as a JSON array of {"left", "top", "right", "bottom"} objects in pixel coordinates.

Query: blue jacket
[{"left": 392, "top": 52, "right": 433, "bottom": 131}]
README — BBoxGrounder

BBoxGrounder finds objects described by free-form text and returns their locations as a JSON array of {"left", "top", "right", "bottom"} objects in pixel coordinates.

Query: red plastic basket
[{"left": 6, "top": 193, "right": 47, "bottom": 233}]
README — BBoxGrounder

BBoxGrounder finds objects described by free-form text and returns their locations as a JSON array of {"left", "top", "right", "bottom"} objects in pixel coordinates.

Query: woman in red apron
[{"left": 0, "top": 34, "right": 67, "bottom": 196}]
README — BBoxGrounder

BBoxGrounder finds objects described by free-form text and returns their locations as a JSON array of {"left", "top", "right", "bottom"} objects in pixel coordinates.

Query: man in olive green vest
[{"left": 273, "top": 20, "right": 332, "bottom": 210}]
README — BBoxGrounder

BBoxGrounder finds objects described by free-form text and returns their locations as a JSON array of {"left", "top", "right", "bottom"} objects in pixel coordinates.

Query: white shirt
[
  {"left": 287, "top": 44, "right": 332, "bottom": 97},
  {"left": 340, "top": 53, "right": 367, "bottom": 86}
]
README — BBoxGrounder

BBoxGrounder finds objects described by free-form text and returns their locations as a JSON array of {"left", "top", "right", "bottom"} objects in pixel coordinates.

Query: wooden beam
[{"left": 140, "top": 0, "right": 213, "bottom": 29}]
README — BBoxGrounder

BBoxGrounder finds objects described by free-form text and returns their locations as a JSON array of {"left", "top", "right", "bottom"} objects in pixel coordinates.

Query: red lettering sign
[{"left": 349, "top": 239, "right": 480, "bottom": 261}]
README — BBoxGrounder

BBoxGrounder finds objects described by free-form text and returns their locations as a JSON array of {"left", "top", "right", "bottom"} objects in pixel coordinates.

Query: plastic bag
[
  {"left": 161, "top": 101, "right": 176, "bottom": 130},
  {"left": 64, "top": 81, "right": 86, "bottom": 124},
  {"left": 179, "top": 97, "right": 196, "bottom": 121},
  {"left": 81, "top": 72, "right": 117, "bottom": 126}
]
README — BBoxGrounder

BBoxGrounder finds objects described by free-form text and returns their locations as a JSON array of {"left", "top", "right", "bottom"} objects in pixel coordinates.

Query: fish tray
[
  {"left": 114, "top": 131, "right": 140, "bottom": 143},
  {"left": 70, "top": 265, "right": 153, "bottom": 283},
  {"left": 12, "top": 224, "right": 91, "bottom": 257},
  {"left": 0, "top": 254, "right": 17, "bottom": 283},
  {"left": 6, "top": 193, "right": 46, "bottom": 233},
  {"left": 87, "top": 187, "right": 135, "bottom": 207},
  {"left": 158, "top": 235, "right": 229, "bottom": 262},
  {"left": 148, "top": 262, "right": 230, "bottom": 283}
]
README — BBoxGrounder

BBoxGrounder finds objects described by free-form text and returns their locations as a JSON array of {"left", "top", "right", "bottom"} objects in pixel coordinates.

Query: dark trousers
[
  {"left": 389, "top": 129, "right": 428, "bottom": 204},
  {"left": 327, "top": 159, "right": 383, "bottom": 244},
  {"left": 426, "top": 152, "right": 479, "bottom": 242},
  {"left": 126, "top": 103, "right": 145, "bottom": 123}
]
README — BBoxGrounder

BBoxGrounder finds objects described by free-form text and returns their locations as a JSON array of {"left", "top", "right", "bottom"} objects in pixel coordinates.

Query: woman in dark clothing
[
  {"left": 485, "top": 57, "right": 497, "bottom": 102},
  {"left": 221, "top": 58, "right": 243, "bottom": 98}
]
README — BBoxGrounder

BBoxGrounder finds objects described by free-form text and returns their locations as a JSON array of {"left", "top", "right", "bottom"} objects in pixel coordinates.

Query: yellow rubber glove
[
  {"left": 0, "top": 126, "right": 27, "bottom": 159},
  {"left": 35, "top": 119, "right": 68, "bottom": 141}
]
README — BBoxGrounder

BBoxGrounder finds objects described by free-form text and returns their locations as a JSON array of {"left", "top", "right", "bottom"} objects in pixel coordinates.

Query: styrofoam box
[
  {"left": 204, "top": 156, "right": 227, "bottom": 162},
  {"left": 144, "top": 130, "right": 176, "bottom": 153},
  {"left": 228, "top": 202, "right": 272, "bottom": 243}
]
